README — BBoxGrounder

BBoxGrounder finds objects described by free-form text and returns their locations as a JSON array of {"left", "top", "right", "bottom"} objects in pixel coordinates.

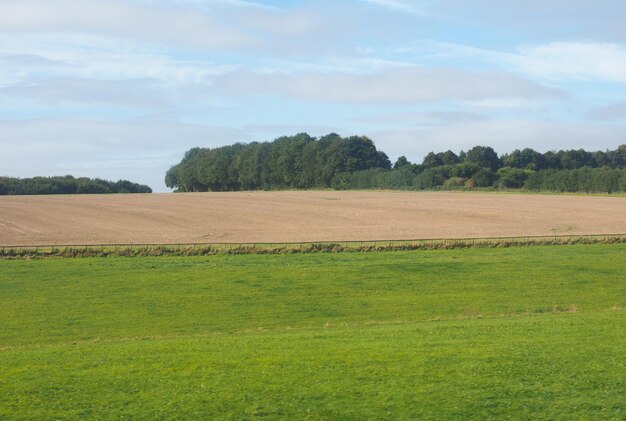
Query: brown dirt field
[{"left": 0, "top": 191, "right": 625, "bottom": 246}]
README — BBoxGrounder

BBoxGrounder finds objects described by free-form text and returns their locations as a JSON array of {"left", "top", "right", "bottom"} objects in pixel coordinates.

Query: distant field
[
  {"left": 1, "top": 244, "right": 624, "bottom": 418},
  {"left": 1, "top": 191, "right": 625, "bottom": 246}
]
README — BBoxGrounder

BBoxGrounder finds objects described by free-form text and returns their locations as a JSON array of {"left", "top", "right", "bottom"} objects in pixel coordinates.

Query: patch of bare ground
[{"left": 0, "top": 191, "right": 625, "bottom": 246}]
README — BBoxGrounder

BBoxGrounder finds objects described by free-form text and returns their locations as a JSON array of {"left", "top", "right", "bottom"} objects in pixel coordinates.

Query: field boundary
[{"left": 1, "top": 233, "right": 625, "bottom": 259}]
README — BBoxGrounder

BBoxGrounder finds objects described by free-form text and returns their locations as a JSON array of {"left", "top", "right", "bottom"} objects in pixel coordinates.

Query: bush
[
  {"left": 443, "top": 177, "right": 466, "bottom": 188},
  {"left": 471, "top": 168, "right": 496, "bottom": 187},
  {"left": 497, "top": 167, "right": 531, "bottom": 189},
  {"left": 415, "top": 168, "right": 448, "bottom": 189}
]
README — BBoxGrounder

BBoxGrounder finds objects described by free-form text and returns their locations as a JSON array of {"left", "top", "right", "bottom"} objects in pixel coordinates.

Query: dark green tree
[
  {"left": 465, "top": 146, "right": 501, "bottom": 171},
  {"left": 421, "top": 152, "right": 444, "bottom": 169}
]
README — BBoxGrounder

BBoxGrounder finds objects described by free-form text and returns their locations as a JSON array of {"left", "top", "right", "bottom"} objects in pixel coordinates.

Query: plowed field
[{"left": 1, "top": 191, "right": 625, "bottom": 246}]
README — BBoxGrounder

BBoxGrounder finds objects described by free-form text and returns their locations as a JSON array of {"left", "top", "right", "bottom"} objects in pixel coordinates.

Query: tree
[
  {"left": 502, "top": 148, "right": 545, "bottom": 170},
  {"left": 465, "top": 146, "right": 501, "bottom": 171},
  {"left": 166, "top": 133, "right": 392, "bottom": 191},
  {"left": 542, "top": 151, "right": 561, "bottom": 169},
  {"left": 421, "top": 152, "right": 443, "bottom": 169},
  {"left": 440, "top": 150, "right": 460, "bottom": 165},
  {"left": 394, "top": 156, "right": 410, "bottom": 169},
  {"left": 557, "top": 149, "right": 594, "bottom": 169}
]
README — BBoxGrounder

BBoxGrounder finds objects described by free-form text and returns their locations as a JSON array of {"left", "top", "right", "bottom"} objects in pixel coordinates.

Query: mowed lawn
[{"left": 0, "top": 245, "right": 624, "bottom": 419}]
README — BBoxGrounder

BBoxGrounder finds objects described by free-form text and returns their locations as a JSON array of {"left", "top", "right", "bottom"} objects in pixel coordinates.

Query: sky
[{"left": 1, "top": 0, "right": 626, "bottom": 191}]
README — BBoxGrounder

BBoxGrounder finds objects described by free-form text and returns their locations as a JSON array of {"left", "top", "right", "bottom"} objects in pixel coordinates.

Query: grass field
[{"left": 1, "top": 244, "right": 625, "bottom": 419}]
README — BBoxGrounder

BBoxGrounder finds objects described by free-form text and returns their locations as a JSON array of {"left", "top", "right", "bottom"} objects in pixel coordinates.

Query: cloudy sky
[{"left": 1, "top": 0, "right": 626, "bottom": 190}]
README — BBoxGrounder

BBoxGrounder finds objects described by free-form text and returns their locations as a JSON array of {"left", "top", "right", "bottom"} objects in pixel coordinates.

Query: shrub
[
  {"left": 471, "top": 168, "right": 496, "bottom": 187},
  {"left": 497, "top": 167, "right": 531, "bottom": 189},
  {"left": 443, "top": 177, "right": 466, "bottom": 189}
]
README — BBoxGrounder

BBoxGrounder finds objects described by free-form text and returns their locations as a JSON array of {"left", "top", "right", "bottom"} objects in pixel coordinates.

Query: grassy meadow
[{"left": 1, "top": 244, "right": 625, "bottom": 419}]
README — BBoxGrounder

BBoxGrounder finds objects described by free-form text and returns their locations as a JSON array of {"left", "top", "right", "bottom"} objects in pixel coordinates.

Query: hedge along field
[{"left": 1, "top": 244, "right": 625, "bottom": 419}]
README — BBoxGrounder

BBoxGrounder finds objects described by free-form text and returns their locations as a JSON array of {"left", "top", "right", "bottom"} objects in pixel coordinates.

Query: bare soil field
[{"left": 1, "top": 191, "right": 625, "bottom": 246}]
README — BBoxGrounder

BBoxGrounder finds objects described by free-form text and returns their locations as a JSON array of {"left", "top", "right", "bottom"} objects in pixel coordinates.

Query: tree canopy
[{"left": 165, "top": 133, "right": 391, "bottom": 192}]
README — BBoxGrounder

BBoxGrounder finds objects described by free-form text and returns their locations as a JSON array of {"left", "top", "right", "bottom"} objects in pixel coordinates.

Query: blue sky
[{"left": 1, "top": 0, "right": 626, "bottom": 191}]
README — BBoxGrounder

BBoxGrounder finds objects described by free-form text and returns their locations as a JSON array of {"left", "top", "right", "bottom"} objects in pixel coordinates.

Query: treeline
[
  {"left": 0, "top": 176, "right": 152, "bottom": 195},
  {"left": 337, "top": 145, "right": 626, "bottom": 193},
  {"left": 165, "top": 133, "right": 391, "bottom": 191},
  {"left": 166, "top": 134, "right": 626, "bottom": 193}
]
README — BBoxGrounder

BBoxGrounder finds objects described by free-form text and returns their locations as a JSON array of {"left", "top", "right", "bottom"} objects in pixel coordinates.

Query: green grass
[{"left": 1, "top": 244, "right": 625, "bottom": 419}]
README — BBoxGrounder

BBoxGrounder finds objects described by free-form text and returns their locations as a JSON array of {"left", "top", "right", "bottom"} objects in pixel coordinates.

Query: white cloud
[
  {"left": 3, "top": 78, "right": 172, "bottom": 107},
  {"left": 0, "top": 0, "right": 346, "bottom": 57},
  {"left": 467, "top": 98, "right": 548, "bottom": 114},
  {"left": 351, "top": 110, "right": 486, "bottom": 125},
  {"left": 0, "top": 0, "right": 255, "bottom": 49},
  {"left": 360, "top": 0, "right": 423, "bottom": 15},
  {"left": 409, "top": 1, "right": 626, "bottom": 43},
  {"left": 588, "top": 102, "right": 626, "bottom": 121},
  {"left": 0, "top": 35, "right": 239, "bottom": 109},
  {"left": 409, "top": 40, "right": 626, "bottom": 83},
  {"left": 0, "top": 52, "right": 72, "bottom": 85},
  {"left": 513, "top": 42, "right": 626, "bottom": 82},
  {"left": 0, "top": 34, "right": 236, "bottom": 84},
  {"left": 0, "top": 53, "right": 67, "bottom": 69},
  {"left": 215, "top": 67, "right": 565, "bottom": 103},
  {"left": 229, "top": 4, "right": 324, "bottom": 37}
]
